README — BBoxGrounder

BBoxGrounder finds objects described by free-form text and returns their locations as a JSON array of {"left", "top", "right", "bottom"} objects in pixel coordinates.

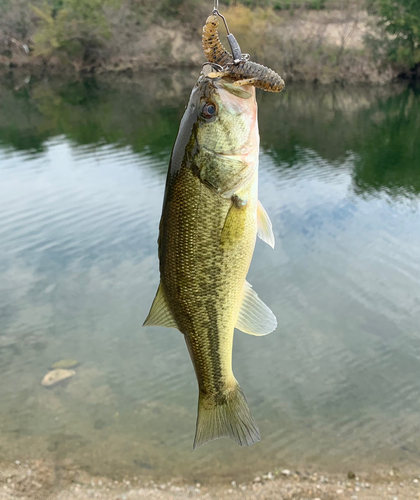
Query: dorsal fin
[
  {"left": 257, "top": 200, "right": 275, "bottom": 249},
  {"left": 235, "top": 281, "right": 277, "bottom": 336},
  {"left": 143, "top": 283, "right": 178, "bottom": 330}
]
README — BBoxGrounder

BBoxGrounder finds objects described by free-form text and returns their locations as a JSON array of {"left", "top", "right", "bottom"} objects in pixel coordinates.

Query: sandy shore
[{"left": 1, "top": 460, "right": 419, "bottom": 500}]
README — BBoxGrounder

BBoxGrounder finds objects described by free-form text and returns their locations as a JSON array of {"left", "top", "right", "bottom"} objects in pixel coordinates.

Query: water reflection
[{"left": 0, "top": 72, "right": 419, "bottom": 481}]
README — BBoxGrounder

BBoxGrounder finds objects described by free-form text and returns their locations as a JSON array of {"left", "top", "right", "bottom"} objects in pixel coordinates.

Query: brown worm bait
[{"left": 202, "top": 14, "right": 285, "bottom": 93}]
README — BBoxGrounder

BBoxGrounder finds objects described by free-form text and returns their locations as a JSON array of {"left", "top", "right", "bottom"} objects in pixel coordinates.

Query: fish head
[
  {"left": 194, "top": 74, "right": 259, "bottom": 159},
  {"left": 168, "top": 72, "right": 260, "bottom": 198}
]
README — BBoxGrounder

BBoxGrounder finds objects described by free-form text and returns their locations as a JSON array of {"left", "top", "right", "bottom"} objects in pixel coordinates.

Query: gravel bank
[{"left": 1, "top": 460, "right": 420, "bottom": 500}]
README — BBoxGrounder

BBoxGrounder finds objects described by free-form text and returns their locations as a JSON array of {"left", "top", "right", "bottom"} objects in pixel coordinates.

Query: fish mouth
[{"left": 198, "top": 74, "right": 256, "bottom": 103}]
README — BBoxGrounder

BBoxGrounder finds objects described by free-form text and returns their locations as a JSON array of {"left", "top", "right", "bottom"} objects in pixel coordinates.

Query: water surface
[{"left": 0, "top": 72, "right": 419, "bottom": 482}]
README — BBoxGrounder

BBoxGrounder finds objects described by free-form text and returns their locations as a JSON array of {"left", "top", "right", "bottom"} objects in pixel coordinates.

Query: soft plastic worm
[
  {"left": 202, "top": 14, "right": 233, "bottom": 68},
  {"left": 202, "top": 15, "right": 285, "bottom": 93}
]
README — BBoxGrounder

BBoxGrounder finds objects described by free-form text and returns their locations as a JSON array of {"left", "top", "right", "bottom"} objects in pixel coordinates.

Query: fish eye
[{"left": 201, "top": 102, "right": 217, "bottom": 119}]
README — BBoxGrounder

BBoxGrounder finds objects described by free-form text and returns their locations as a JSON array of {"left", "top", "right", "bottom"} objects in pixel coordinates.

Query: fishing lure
[{"left": 202, "top": 14, "right": 285, "bottom": 93}]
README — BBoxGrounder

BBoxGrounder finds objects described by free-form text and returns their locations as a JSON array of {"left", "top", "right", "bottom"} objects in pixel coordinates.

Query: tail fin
[{"left": 193, "top": 385, "right": 261, "bottom": 449}]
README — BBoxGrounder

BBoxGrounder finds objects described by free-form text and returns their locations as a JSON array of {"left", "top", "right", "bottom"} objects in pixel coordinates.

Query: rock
[
  {"left": 348, "top": 471, "right": 356, "bottom": 479},
  {"left": 51, "top": 359, "right": 79, "bottom": 369},
  {"left": 281, "top": 469, "right": 291, "bottom": 477},
  {"left": 41, "top": 369, "right": 75, "bottom": 387},
  {"left": 94, "top": 419, "right": 106, "bottom": 430}
]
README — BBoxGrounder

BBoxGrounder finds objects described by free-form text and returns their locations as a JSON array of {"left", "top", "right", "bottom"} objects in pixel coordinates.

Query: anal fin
[
  {"left": 235, "top": 281, "right": 277, "bottom": 336},
  {"left": 257, "top": 200, "right": 275, "bottom": 249},
  {"left": 143, "top": 283, "right": 178, "bottom": 329}
]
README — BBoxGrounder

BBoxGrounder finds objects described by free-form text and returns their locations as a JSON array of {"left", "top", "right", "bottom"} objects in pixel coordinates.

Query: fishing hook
[
  {"left": 202, "top": 61, "right": 224, "bottom": 76},
  {"left": 212, "top": 3, "right": 243, "bottom": 63}
]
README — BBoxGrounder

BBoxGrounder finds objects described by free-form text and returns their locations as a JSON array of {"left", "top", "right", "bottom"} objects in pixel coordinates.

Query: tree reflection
[{"left": 0, "top": 74, "right": 418, "bottom": 198}]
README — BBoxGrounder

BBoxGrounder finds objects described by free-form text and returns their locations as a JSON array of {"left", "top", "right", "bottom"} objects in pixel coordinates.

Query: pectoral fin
[
  {"left": 236, "top": 281, "right": 277, "bottom": 336},
  {"left": 143, "top": 283, "right": 178, "bottom": 329},
  {"left": 257, "top": 200, "right": 275, "bottom": 249}
]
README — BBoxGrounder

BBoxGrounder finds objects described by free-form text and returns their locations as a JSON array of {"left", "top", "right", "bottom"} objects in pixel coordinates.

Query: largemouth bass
[{"left": 144, "top": 70, "right": 277, "bottom": 449}]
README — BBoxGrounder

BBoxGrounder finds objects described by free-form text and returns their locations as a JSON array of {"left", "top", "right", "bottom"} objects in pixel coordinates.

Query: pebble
[
  {"left": 280, "top": 469, "right": 291, "bottom": 477},
  {"left": 51, "top": 359, "right": 79, "bottom": 369},
  {"left": 41, "top": 369, "right": 75, "bottom": 387}
]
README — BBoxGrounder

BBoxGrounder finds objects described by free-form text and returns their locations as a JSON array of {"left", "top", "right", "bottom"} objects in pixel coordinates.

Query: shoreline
[
  {"left": 1, "top": 7, "right": 414, "bottom": 85},
  {"left": 0, "top": 59, "right": 410, "bottom": 87},
  {"left": 1, "top": 459, "right": 420, "bottom": 499}
]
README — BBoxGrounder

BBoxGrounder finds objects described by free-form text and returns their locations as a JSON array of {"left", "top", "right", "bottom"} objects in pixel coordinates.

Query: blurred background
[{"left": 0, "top": 0, "right": 420, "bottom": 83}]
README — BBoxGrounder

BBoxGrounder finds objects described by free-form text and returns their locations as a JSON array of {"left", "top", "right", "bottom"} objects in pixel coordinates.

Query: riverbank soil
[{"left": 1, "top": 460, "right": 420, "bottom": 500}]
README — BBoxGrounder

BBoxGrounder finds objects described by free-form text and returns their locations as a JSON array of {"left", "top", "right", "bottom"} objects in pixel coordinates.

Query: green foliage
[
  {"left": 369, "top": 0, "right": 420, "bottom": 68},
  {"left": 273, "top": 0, "right": 325, "bottom": 10},
  {"left": 220, "top": 0, "right": 325, "bottom": 9},
  {"left": 31, "top": 0, "right": 119, "bottom": 62}
]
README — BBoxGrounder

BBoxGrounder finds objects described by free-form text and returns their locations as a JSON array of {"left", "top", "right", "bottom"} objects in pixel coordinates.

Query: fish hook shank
[{"left": 212, "top": 8, "right": 243, "bottom": 63}]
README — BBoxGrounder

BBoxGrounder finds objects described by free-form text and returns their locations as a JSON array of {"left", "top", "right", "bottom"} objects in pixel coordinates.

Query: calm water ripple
[{"left": 0, "top": 73, "right": 419, "bottom": 481}]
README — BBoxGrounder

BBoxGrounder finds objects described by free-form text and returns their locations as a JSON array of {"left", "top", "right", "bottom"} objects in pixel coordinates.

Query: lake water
[{"left": 0, "top": 71, "right": 419, "bottom": 483}]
